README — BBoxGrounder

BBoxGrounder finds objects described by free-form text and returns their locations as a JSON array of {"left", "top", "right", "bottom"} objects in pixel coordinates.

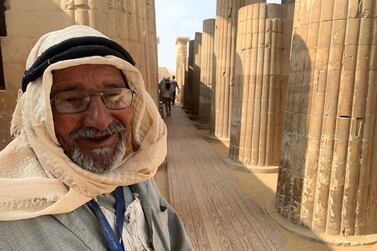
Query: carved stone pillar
[
  {"left": 190, "top": 32, "right": 202, "bottom": 119},
  {"left": 198, "top": 19, "right": 215, "bottom": 128},
  {"left": 228, "top": 2, "right": 293, "bottom": 173},
  {"left": 176, "top": 37, "right": 190, "bottom": 104},
  {"left": 61, "top": 0, "right": 159, "bottom": 102},
  {"left": 272, "top": 0, "right": 377, "bottom": 245},
  {"left": 183, "top": 40, "right": 195, "bottom": 110},
  {"left": 213, "top": 0, "right": 264, "bottom": 144},
  {"left": 146, "top": 0, "right": 159, "bottom": 104}
]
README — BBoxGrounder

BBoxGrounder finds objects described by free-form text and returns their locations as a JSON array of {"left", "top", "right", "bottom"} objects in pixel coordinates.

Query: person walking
[
  {"left": 159, "top": 77, "right": 172, "bottom": 116},
  {"left": 170, "top": 75, "right": 180, "bottom": 105}
]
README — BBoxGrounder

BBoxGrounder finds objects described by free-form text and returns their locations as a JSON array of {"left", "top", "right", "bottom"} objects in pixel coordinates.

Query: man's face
[{"left": 51, "top": 64, "right": 134, "bottom": 173}]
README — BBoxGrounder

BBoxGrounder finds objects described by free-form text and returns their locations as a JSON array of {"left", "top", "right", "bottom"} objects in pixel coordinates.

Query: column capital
[{"left": 176, "top": 37, "right": 190, "bottom": 45}]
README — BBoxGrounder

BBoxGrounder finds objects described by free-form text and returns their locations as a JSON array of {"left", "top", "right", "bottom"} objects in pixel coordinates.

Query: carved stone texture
[
  {"left": 190, "top": 32, "right": 202, "bottom": 119},
  {"left": 274, "top": 0, "right": 377, "bottom": 244},
  {"left": 183, "top": 40, "right": 195, "bottom": 110},
  {"left": 198, "top": 19, "right": 215, "bottom": 128},
  {"left": 229, "top": 2, "right": 293, "bottom": 173},
  {"left": 145, "top": 0, "right": 159, "bottom": 104},
  {"left": 176, "top": 37, "right": 190, "bottom": 103},
  {"left": 61, "top": 0, "right": 159, "bottom": 102},
  {"left": 213, "top": 0, "right": 265, "bottom": 144}
]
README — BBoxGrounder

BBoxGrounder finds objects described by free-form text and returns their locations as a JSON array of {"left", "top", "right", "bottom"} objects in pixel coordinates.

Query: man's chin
[{"left": 69, "top": 144, "right": 126, "bottom": 174}]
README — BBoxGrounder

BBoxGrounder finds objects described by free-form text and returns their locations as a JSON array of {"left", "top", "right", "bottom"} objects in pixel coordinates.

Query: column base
[
  {"left": 205, "top": 134, "right": 220, "bottom": 142},
  {"left": 223, "top": 158, "right": 279, "bottom": 173},
  {"left": 195, "top": 123, "right": 209, "bottom": 129},
  {"left": 216, "top": 137, "right": 229, "bottom": 147},
  {"left": 188, "top": 114, "right": 198, "bottom": 121},
  {"left": 266, "top": 200, "right": 377, "bottom": 246}
]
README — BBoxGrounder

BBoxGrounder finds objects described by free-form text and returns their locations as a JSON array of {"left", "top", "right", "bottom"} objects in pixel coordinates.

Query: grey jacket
[{"left": 0, "top": 179, "right": 193, "bottom": 251}]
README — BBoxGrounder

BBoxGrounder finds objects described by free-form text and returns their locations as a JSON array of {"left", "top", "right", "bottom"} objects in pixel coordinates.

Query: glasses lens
[
  {"left": 102, "top": 88, "right": 134, "bottom": 109},
  {"left": 53, "top": 90, "right": 89, "bottom": 113}
]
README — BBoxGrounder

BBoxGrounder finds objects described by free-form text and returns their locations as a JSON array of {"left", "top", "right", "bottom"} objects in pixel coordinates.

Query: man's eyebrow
[
  {"left": 103, "top": 82, "right": 128, "bottom": 88},
  {"left": 51, "top": 83, "right": 84, "bottom": 95}
]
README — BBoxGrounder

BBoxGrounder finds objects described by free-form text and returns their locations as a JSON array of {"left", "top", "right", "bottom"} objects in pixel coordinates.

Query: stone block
[
  {"left": 6, "top": 10, "right": 68, "bottom": 37},
  {"left": 3, "top": 62, "right": 24, "bottom": 91},
  {"left": 9, "top": 0, "right": 61, "bottom": 11},
  {"left": 1, "top": 37, "right": 37, "bottom": 64},
  {"left": 0, "top": 91, "right": 17, "bottom": 150}
]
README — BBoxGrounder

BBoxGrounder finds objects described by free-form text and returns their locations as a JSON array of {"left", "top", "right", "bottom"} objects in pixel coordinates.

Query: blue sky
[{"left": 155, "top": 0, "right": 282, "bottom": 71}]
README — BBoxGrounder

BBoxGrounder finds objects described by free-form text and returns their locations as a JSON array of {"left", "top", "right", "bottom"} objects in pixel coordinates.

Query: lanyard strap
[{"left": 86, "top": 187, "right": 126, "bottom": 251}]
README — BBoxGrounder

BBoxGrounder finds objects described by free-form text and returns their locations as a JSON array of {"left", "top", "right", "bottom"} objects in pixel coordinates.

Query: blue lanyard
[{"left": 86, "top": 187, "right": 126, "bottom": 251}]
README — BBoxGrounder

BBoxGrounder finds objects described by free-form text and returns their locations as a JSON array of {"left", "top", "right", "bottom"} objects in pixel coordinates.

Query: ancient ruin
[
  {"left": 273, "top": 0, "right": 377, "bottom": 244},
  {"left": 198, "top": 19, "right": 215, "bottom": 128},
  {"left": 175, "top": 37, "right": 190, "bottom": 103},
  {"left": 228, "top": 2, "right": 294, "bottom": 172}
]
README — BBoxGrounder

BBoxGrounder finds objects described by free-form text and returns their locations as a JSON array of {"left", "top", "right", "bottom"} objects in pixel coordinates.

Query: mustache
[{"left": 69, "top": 121, "right": 125, "bottom": 140}]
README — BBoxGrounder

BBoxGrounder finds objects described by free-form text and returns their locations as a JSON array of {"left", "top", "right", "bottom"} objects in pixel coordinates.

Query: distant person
[
  {"left": 170, "top": 75, "right": 180, "bottom": 105},
  {"left": 159, "top": 77, "right": 172, "bottom": 116}
]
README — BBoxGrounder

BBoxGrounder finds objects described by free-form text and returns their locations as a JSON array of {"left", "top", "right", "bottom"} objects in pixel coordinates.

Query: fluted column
[
  {"left": 176, "top": 37, "right": 190, "bottom": 104},
  {"left": 213, "top": 0, "right": 264, "bottom": 144},
  {"left": 273, "top": 0, "right": 377, "bottom": 245},
  {"left": 60, "top": 0, "right": 158, "bottom": 100},
  {"left": 146, "top": 0, "right": 159, "bottom": 104},
  {"left": 183, "top": 40, "right": 195, "bottom": 110},
  {"left": 229, "top": 3, "right": 293, "bottom": 172},
  {"left": 190, "top": 32, "right": 202, "bottom": 119},
  {"left": 198, "top": 19, "right": 215, "bottom": 128}
]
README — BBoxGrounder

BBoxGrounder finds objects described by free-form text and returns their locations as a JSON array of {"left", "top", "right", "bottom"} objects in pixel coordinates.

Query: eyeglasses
[{"left": 51, "top": 88, "right": 135, "bottom": 114}]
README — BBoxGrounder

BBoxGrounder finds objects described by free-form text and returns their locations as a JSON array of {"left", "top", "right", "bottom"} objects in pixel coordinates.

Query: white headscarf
[{"left": 0, "top": 25, "right": 167, "bottom": 221}]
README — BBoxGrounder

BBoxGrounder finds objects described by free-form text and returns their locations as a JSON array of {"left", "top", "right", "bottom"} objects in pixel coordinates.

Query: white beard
[{"left": 69, "top": 133, "right": 127, "bottom": 174}]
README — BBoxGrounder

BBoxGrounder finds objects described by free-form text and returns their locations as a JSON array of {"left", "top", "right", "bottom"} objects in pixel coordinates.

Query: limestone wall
[{"left": 0, "top": 90, "right": 17, "bottom": 149}]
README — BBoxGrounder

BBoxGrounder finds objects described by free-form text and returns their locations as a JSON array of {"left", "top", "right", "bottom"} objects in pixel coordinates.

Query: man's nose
[{"left": 83, "top": 96, "right": 113, "bottom": 130}]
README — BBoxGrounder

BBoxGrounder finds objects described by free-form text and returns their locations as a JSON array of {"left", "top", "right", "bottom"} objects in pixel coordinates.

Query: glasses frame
[{"left": 50, "top": 87, "right": 136, "bottom": 114}]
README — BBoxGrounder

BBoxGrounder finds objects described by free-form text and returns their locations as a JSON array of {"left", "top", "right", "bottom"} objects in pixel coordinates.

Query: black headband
[{"left": 21, "top": 36, "right": 136, "bottom": 92}]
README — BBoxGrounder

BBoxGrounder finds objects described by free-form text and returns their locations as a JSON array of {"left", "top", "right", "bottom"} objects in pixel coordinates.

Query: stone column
[
  {"left": 183, "top": 40, "right": 195, "bottom": 110},
  {"left": 213, "top": 0, "right": 264, "bottom": 144},
  {"left": 61, "top": 0, "right": 158, "bottom": 101},
  {"left": 147, "top": 0, "right": 159, "bottom": 104},
  {"left": 198, "top": 19, "right": 215, "bottom": 128},
  {"left": 228, "top": 3, "right": 293, "bottom": 172},
  {"left": 190, "top": 32, "right": 202, "bottom": 119},
  {"left": 272, "top": 0, "right": 377, "bottom": 245},
  {"left": 176, "top": 37, "right": 190, "bottom": 104}
]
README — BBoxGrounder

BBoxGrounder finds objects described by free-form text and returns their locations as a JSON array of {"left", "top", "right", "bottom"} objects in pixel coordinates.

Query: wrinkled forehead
[{"left": 50, "top": 64, "right": 129, "bottom": 93}]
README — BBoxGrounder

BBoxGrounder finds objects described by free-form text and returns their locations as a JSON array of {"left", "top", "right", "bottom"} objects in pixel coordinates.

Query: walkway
[{"left": 165, "top": 106, "right": 291, "bottom": 251}]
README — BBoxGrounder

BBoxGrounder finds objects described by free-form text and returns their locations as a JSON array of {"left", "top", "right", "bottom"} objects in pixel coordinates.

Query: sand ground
[{"left": 155, "top": 128, "right": 377, "bottom": 251}]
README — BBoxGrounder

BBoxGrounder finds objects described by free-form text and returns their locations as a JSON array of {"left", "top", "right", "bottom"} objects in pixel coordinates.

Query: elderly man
[{"left": 0, "top": 25, "right": 192, "bottom": 251}]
